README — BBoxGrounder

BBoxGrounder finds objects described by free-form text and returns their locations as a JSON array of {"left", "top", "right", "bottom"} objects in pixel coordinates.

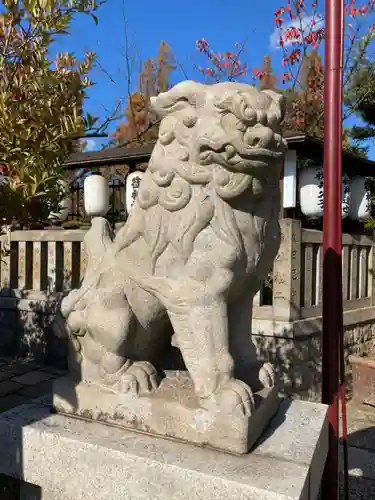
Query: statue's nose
[
  {"left": 244, "top": 125, "right": 274, "bottom": 149},
  {"left": 199, "top": 128, "right": 227, "bottom": 150}
]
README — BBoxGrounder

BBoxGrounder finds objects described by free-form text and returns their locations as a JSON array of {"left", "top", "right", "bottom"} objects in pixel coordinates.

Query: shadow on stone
[
  {"left": 0, "top": 403, "right": 38, "bottom": 500},
  {"left": 252, "top": 396, "right": 290, "bottom": 449},
  {"left": 253, "top": 301, "right": 328, "bottom": 401},
  {"left": 339, "top": 408, "right": 375, "bottom": 499}
]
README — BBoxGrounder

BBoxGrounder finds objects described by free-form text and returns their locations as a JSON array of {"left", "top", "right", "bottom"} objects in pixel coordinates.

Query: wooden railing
[
  {"left": 300, "top": 230, "right": 373, "bottom": 317},
  {"left": 0, "top": 221, "right": 373, "bottom": 321},
  {"left": 0, "top": 230, "right": 87, "bottom": 299},
  {"left": 253, "top": 219, "right": 375, "bottom": 321}
]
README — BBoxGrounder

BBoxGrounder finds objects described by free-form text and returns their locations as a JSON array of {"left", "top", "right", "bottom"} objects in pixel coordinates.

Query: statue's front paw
[
  {"left": 61, "top": 290, "right": 79, "bottom": 311},
  {"left": 259, "top": 362, "right": 275, "bottom": 388},
  {"left": 202, "top": 378, "right": 255, "bottom": 417},
  {"left": 121, "top": 361, "right": 161, "bottom": 395},
  {"left": 66, "top": 310, "right": 87, "bottom": 334}
]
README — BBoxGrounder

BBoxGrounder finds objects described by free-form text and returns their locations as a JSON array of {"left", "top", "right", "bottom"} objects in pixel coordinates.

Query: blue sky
[
  {"left": 51, "top": 0, "right": 374, "bottom": 157},
  {"left": 52, "top": 0, "right": 291, "bottom": 148}
]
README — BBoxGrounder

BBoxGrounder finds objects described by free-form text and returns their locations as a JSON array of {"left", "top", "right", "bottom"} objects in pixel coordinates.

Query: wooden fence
[
  {"left": 254, "top": 219, "right": 375, "bottom": 321},
  {"left": 0, "top": 220, "right": 373, "bottom": 321},
  {"left": 0, "top": 230, "right": 87, "bottom": 299}
]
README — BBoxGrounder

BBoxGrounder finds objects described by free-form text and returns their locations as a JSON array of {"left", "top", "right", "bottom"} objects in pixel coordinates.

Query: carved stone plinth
[
  {"left": 53, "top": 371, "right": 279, "bottom": 455},
  {"left": 0, "top": 399, "right": 328, "bottom": 500}
]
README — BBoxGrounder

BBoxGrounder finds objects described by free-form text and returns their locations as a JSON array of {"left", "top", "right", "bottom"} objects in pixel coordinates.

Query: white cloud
[
  {"left": 82, "top": 138, "right": 98, "bottom": 152},
  {"left": 269, "top": 14, "right": 324, "bottom": 50}
]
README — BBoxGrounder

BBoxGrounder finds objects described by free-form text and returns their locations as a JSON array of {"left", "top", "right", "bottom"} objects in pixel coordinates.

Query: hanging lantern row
[
  {"left": 51, "top": 165, "right": 373, "bottom": 223},
  {"left": 48, "top": 170, "right": 146, "bottom": 222},
  {"left": 83, "top": 171, "right": 145, "bottom": 218},
  {"left": 299, "top": 166, "right": 372, "bottom": 221}
]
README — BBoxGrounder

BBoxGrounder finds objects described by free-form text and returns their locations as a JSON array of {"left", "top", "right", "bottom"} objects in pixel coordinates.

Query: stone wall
[
  {"left": 0, "top": 294, "right": 374, "bottom": 400},
  {"left": 2, "top": 296, "right": 373, "bottom": 404},
  {"left": 252, "top": 306, "right": 375, "bottom": 401},
  {"left": 0, "top": 228, "right": 86, "bottom": 365},
  {"left": 0, "top": 295, "right": 67, "bottom": 367}
]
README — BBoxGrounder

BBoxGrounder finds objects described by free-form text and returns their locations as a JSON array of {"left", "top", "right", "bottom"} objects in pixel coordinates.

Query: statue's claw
[
  {"left": 66, "top": 310, "right": 87, "bottom": 334},
  {"left": 259, "top": 362, "right": 275, "bottom": 388},
  {"left": 201, "top": 378, "right": 255, "bottom": 417},
  {"left": 121, "top": 361, "right": 161, "bottom": 395}
]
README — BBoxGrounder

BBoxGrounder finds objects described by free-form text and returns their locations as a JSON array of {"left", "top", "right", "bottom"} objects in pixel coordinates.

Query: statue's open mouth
[{"left": 199, "top": 142, "right": 285, "bottom": 166}]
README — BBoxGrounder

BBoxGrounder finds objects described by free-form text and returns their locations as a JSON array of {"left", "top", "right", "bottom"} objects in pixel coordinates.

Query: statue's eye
[
  {"left": 182, "top": 114, "right": 197, "bottom": 128},
  {"left": 243, "top": 107, "right": 257, "bottom": 125}
]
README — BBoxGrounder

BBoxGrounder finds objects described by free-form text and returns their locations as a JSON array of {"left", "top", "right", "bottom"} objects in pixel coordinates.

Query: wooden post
[
  {"left": 0, "top": 233, "right": 10, "bottom": 295},
  {"left": 279, "top": 165, "right": 285, "bottom": 220},
  {"left": 371, "top": 231, "right": 375, "bottom": 305},
  {"left": 272, "top": 218, "right": 302, "bottom": 321}
]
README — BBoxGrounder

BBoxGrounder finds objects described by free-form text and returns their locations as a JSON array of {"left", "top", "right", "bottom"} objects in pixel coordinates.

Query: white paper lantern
[
  {"left": 299, "top": 167, "right": 351, "bottom": 219},
  {"left": 126, "top": 171, "right": 144, "bottom": 214},
  {"left": 283, "top": 149, "right": 297, "bottom": 208},
  {"left": 348, "top": 177, "right": 372, "bottom": 221},
  {"left": 342, "top": 174, "right": 351, "bottom": 218},
  {"left": 84, "top": 173, "right": 109, "bottom": 217},
  {"left": 299, "top": 167, "right": 324, "bottom": 219}
]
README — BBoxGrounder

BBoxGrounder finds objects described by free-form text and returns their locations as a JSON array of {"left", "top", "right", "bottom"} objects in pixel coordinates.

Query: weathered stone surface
[
  {"left": 345, "top": 401, "right": 375, "bottom": 452},
  {"left": 0, "top": 398, "right": 328, "bottom": 500},
  {"left": 0, "top": 310, "right": 18, "bottom": 355},
  {"left": 252, "top": 307, "right": 375, "bottom": 401},
  {"left": 349, "top": 355, "right": 375, "bottom": 405},
  {"left": 0, "top": 297, "right": 67, "bottom": 364},
  {"left": 18, "top": 310, "right": 45, "bottom": 358},
  {"left": 53, "top": 372, "right": 280, "bottom": 455},
  {"left": 52, "top": 81, "right": 287, "bottom": 453}
]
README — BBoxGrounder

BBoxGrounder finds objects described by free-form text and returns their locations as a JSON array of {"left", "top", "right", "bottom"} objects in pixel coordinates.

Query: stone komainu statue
[{"left": 54, "top": 81, "right": 286, "bottom": 448}]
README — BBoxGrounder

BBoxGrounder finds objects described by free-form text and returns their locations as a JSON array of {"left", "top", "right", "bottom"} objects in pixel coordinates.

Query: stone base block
[
  {"left": 52, "top": 371, "right": 280, "bottom": 455},
  {"left": 0, "top": 398, "right": 327, "bottom": 500},
  {"left": 349, "top": 355, "right": 375, "bottom": 405}
]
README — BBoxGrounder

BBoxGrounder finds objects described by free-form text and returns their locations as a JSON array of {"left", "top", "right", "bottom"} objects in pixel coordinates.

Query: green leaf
[{"left": 0, "top": 0, "right": 102, "bottom": 226}]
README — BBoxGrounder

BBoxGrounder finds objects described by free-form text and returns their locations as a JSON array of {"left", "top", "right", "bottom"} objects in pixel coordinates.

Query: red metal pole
[
  {"left": 321, "top": 0, "right": 344, "bottom": 499},
  {"left": 338, "top": 8, "right": 349, "bottom": 500}
]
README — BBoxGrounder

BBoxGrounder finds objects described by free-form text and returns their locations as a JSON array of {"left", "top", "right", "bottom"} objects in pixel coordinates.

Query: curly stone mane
[{"left": 116, "top": 81, "right": 286, "bottom": 269}]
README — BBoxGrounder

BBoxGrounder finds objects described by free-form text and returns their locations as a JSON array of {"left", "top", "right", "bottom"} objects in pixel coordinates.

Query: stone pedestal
[
  {"left": 52, "top": 372, "right": 279, "bottom": 455},
  {"left": 0, "top": 398, "right": 327, "bottom": 500}
]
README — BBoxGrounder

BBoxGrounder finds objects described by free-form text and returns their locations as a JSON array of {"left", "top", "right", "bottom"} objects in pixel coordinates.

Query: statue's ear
[
  {"left": 150, "top": 81, "right": 205, "bottom": 118},
  {"left": 261, "top": 89, "right": 286, "bottom": 124}
]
